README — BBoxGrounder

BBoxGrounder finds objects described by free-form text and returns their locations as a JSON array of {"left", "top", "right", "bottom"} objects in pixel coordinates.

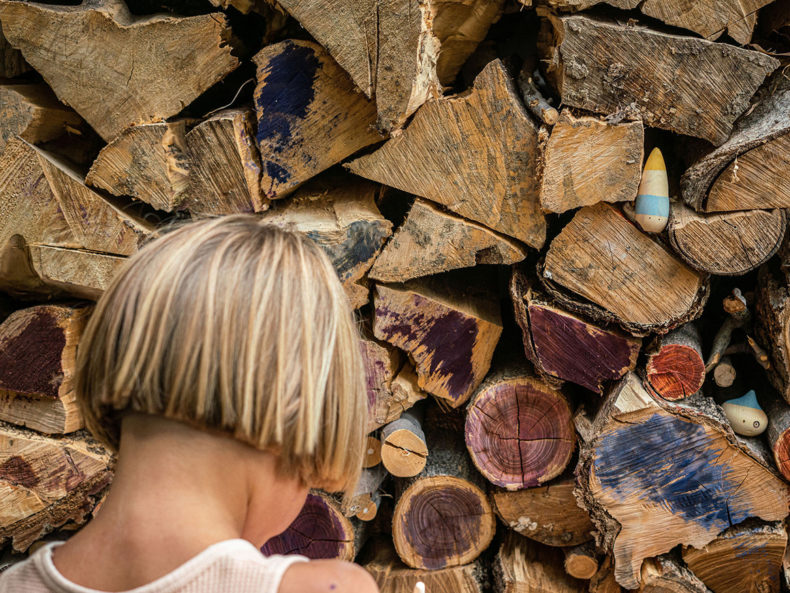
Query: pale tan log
[
  {"left": 0, "top": 423, "right": 113, "bottom": 552},
  {"left": 185, "top": 108, "right": 266, "bottom": 216},
  {"left": 369, "top": 199, "right": 527, "bottom": 283},
  {"left": 380, "top": 405, "right": 427, "bottom": 478},
  {"left": 0, "top": 0, "right": 239, "bottom": 142},
  {"left": 668, "top": 204, "right": 786, "bottom": 276},
  {"left": 494, "top": 532, "right": 585, "bottom": 593},
  {"left": 0, "top": 84, "right": 83, "bottom": 154},
  {"left": 348, "top": 59, "right": 545, "bottom": 247},
  {"left": 342, "top": 465, "right": 386, "bottom": 521},
  {"left": 363, "top": 435, "right": 382, "bottom": 469},
  {"left": 564, "top": 542, "right": 599, "bottom": 580},
  {"left": 0, "top": 392, "right": 82, "bottom": 436},
  {"left": 539, "top": 15, "right": 778, "bottom": 145},
  {"left": 27, "top": 245, "right": 125, "bottom": 294},
  {"left": 543, "top": 202, "right": 707, "bottom": 334},
  {"left": 253, "top": 39, "right": 382, "bottom": 200},
  {"left": 362, "top": 333, "right": 402, "bottom": 433},
  {"left": 540, "top": 111, "right": 643, "bottom": 214},
  {"left": 86, "top": 121, "right": 190, "bottom": 212}
]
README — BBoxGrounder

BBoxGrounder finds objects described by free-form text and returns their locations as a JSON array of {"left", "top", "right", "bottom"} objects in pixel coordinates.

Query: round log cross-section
[
  {"left": 645, "top": 325, "right": 705, "bottom": 401},
  {"left": 261, "top": 491, "right": 354, "bottom": 560},
  {"left": 465, "top": 367, "right": 575, "bottom": 489},
  {"left": 392, "top": 475, "right": 495, "bottom": 570}
]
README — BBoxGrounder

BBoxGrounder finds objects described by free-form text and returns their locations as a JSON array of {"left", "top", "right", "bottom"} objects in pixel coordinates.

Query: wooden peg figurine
[
  {"left": 634, "top": 147, "right": 670, "bottom": 233},
  {"left": 722, "top": 390, "right": 768, "bottom": 436}
]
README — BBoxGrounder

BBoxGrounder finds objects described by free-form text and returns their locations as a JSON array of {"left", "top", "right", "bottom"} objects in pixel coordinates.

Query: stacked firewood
[{"left": 2, "top": 0, "right": 790, "bottom": 591}]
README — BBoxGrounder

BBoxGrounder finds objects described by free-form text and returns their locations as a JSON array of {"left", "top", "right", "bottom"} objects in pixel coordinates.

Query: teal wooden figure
[{"left": 722, "top": 390, "right": 768, "bottom": 437}]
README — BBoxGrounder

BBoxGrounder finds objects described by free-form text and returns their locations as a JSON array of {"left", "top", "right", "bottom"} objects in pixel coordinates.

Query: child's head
[{"left": 75, "top": 215, "right": 367, "bottom": 495}]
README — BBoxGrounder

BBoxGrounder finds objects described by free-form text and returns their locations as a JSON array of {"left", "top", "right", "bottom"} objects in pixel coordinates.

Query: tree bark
[
  {"left": 766, "top": 398, "right": 790, "bottom": 482},
  {"left": 493, "top": 532, "right": 586, "bottom": 593},
  {"left": 755, "top": 262, "right": 790, "bottom": 403}
]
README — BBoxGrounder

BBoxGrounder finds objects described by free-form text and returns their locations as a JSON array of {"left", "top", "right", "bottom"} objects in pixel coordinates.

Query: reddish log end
[{"left": 646, "top": 343, "right": 705, "bottom": 401}]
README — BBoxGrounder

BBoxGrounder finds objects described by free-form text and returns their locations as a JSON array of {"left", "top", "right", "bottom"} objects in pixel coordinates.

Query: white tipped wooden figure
[
  {"left": 635, "top": 147, "right": 670, "bottom": 233},
  {"left": 722, "top": 390, "right": 768, "bottom": 437}
]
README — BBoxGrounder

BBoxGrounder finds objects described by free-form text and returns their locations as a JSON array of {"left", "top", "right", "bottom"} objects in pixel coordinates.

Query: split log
[
  {"left": 86, "top": 122, "right": 190, "bottom": 213},
  {"left": 252, "top": 39, "right": 382, "bottom": 200},
  {"left": 638, "top": 555, "right": 710, "bottom": 593},
  {"left": 381, "top": 405, "right": 427, "bottom": 478},
  {"left": 682, "top": 73, "right": 790, "bottom": 212},
  {"left": 563, "top": 541, "right": 599, "bottom": 580},
  {"left": 0, "top": 24, "right": 27, "bottom": 78},
  {"left": 368, "top": 199, "right": 527, "bottom": 283},
  {"left": 681, "top": 521, "right": 786, "bottom": 593},
  {"left": 363, "top": 537, "right": 485, "bottom": 593},
  {"left": 668, "top": 204, "right": 786, "bottom": 276},
  {"left": 465, "top": 363, "right": 575, "bottom": 489},
  {"left": 347, "top": 59, "right": 546, "bottom": 248},
  {"left": 364, "top": 435, "right": 382, "bottom": 468},
  {"left": 510, "top": 268, "right": 641, "bottom": 394},
  {"left": 343, "top": 465, "right": 387, "bottom": 522},
  {"left": 542, "top": 202, "right": 708, "bottom": 335},
  {"left": 0, "top": 305, "right": 90, "bottom": 434},
  {"left": 766, "top": 398, "right": 790, "bottom": 482},
  {"left": 261, "top": 491, "right": 355, "bottom": 560},
  {"left": 0, "top": 0, "right": 239, "bottom": 142},
  {"left": 0, "top": 84, "right": 83, "bottom": 154},
  {"left": 491, "top": 476, "right": 594, "bottom": 547},
  {"left": 539, "top": 110, "right": 643, "bottom": 214},
  {"left": 589, "top": 556, "right": 622, "bottom": 593},
  {"left": 373, "top": 275, "right": 502, "bottom": 407},
  {"left": 494, "top": 532, "right": 585, "bottom": 593},
  {"left": 262, "top": 175, "right": 392, "bottom": 309},
  {"left": 756, "top": 263, "right": 790, "bottom": 403},
  {"left": 538, "top": 15, "right": 778, "bottom": 145},
  {"left": 0, "top": 423, "right": 113, "bottom": 552},
  {"left": 185, "top": 108, "right": 266, "bottom": 216},
  {"left": 645, "top": 324, "right": 705, "bottom": 401},
  {"left": 392, "top": 421, "right": 496, "bottom": 570},
  {"left": 577, "top": 372, "right": 789, "bottom": 589}
]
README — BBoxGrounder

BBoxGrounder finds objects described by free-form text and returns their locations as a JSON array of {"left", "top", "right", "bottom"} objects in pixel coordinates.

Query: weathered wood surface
[
  {"left": 682, "top": 73, "right": 790, "bottom": 212},
  {"left": 645, "top": 324, "right": 705, "bottom": 401},
  {"left": 465, "top": 362, "right": 575, "bottom": 489},
  {"left": 756, "top": 263, "right": 790, "bottom": 403},
  {"left": 348, "top": 59, "right": 546, "bottom": 248},
  {"left": 540, "top": 111, "right": 643, "bottom": 214},
  {"left": 253, "top": 39, "right": 382, "bottom": 200},
  {"left": 563, "top": 541, "right": 598, "bottom": 580},
  {"left": 539, "top": 15, "right": 778, "bottom": 145},
  {"left": 373, "top": 276, "right": 502, "bottom": 407},
  {"left": 639, "top": 555, "right": 710, "bottom": 593},
  {"left": 767, "top": 398, "right": 790, "bottom": 482},
  {"left": 86, "top": 121, "right": 190, "bottom": 213},
  {"left": 0, "top": 423, "right": 113, "bottom": 552},
  {"left": 510, "top": 268, "right": 641, "bottom": 394},
  {"left": 494, "top": 532, "right": 585, "bottom": 593},
  {"left": 343, "top": 465, "right": 386, "bottom": 521},
  {"left": 0, "top": 0, "right": 239, "bottom": 142},
  {"left": 491, "top": 476, "right": 594, "bottom": 547},
  {"left": 542, "top": 202, "right": 708, "bottom": 335},
  {"left": 381, "top": 405, "right": 428, "bottom": 478},
  {"left": 369, "top": 198, "right": 527, "bottom": 283},
  {"left": 261, "top": 491, "right": 355, "bottom": 560},
  {"left": 0, "top": 84, "right": 83, "bottom": 154},
  {"left": 262, "top": 175, "right": 392, "bottom": 309},
  {"left": 577, "top": 372, "right": 789, "bottom": 589},
  {"left": 682, "top": 521, "right": 786, "bottom": 593},
  {"left": 0, "top": 24, "right": 27, "bottom": 78},
  {"left": 668, "top": 204, "right": 786, "bottom": 276},
  {"left": 589, "top": 556, "right": 622, "bottom": 593}
]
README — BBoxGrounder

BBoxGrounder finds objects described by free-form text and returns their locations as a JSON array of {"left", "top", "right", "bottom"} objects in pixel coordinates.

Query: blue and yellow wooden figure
[
  {"left": 634, "top": 147, "right": 670, "bottom": 233},
  {"left": 722, "top": 390, "right": 768, "bottom": 437}
]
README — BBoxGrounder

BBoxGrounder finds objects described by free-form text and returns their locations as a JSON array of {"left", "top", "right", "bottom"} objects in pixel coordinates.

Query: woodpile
[{"left": 2, "top": 1, "right": 790, "bottom": 592}]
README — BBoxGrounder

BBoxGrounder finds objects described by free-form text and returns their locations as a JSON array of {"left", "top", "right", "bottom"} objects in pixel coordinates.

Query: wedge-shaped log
[
  {"left": 577, "top": 372, "right": 789, "bottom": 589},
  {"left": 370, "top": 199, "right": 527, "bottom": 283},
  {"left": 348, "top": 59, "right": 546, "bottom": 248},
  {"left": 253, "top": 39, "right": 382, "bottom": 200},
  {"left": 494, "top": 532, "right": 585, "bottom": 593},
  {"left": 540, "top": 111, "right": 643, "bottom": 214},
  {"left": 639, "top": 555, "right": 711, "bottom": 593},
  {"left": 539, "top": 15, "right": 778, "bottom": 145},
  {"left": 0, "top": 423, "right": 113, "bottom": 552},
  {"left": 542, "top": 203, "right": 708, "bottom": 335},
  {"left": 0, "top": 0, "right": 238, "bottom": 142},
  {"left": 373, "top": 275, "right": 502, "bottom": 407}
]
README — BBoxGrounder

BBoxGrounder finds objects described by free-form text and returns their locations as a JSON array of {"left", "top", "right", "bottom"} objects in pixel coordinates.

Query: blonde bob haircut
[{"left": 75, "top": 215, "right": 367, "bottom": 495}]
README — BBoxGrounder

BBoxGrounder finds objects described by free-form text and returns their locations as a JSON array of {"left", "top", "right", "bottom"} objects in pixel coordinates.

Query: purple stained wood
[{"left": 528, "top": 304, "right": 640, "bottom": 394}]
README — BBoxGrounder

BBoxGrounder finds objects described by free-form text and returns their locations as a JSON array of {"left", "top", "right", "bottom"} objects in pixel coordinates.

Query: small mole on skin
[{"left": 330, "top": 585, "right": 337, "bottom": 590}]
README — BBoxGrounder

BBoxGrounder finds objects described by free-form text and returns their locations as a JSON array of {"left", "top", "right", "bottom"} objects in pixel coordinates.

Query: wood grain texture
[
  {"left": 668, "top": 204, "right": 786, "bottom": 276},
  {"left": 253, "top": 39, "right": 382, "bottom": 200},
  {"left": 381, "top": 406, "right": 427, "bottom": 478},
  {"left": 766, "top": 398, "right": 790, "bottom": 482},
  {"left": 0, "top": 84, "right": 83, "bottom": 154},
  {"left": 0, "top": 423, "right": 113, "bottom": 552},
  {"left": 540, "top": 111, "right": 643, "bottom": 214},
  {"left": 0, "top": 0, "right": 239, "bottom": 142},
  {"left": 577, "top": 372, "right": 789, "bottom": 589},
  {"left": 0, "top": 23, "right": 27, "bottom": 78},
  {"left": 645, "top": 324, "right": 705, "bottom": 401},
  {"left": 369, "top": 198, "right": 527, "bottom": 283},
  {"left": 86, "top": 121, "right": 190, "bottom": 212},
  {"left": 589, "top": 556, "right": 622, "bottom": 593},
  {"left": 493, "top": 532, "right": 585, "bottom": 593},
  {"left": 539, "top": 15, "right": 778, "bottom": 145},
  {"left": 756, "top": 263, "right": 790, "bottom": 403},
  {"left": 491, "top": 477, "right": 594, "bottom": 547},
  {"left": 563, "top": 541, "right": 598, "bottom": 580},
  {"left": 682, "top": 521, "right": 786, "bottom": 593},
  {"left": 348, "top": 59, "right": 546, "bottom": 247},
  {"left": 510, "top": 268, "right": 641, "bottom": 394},
  {"left": 639, "top": 555, "right": 710, "bottom": 593},
  {"left": 27, "top": 245, "right": 124, "bottom": 296},
  {"left": 543, "top": 202, "right": 707, "bottom": 333},
  {"left": 373, "top": 277, "right": 502, "bottom": 407}
]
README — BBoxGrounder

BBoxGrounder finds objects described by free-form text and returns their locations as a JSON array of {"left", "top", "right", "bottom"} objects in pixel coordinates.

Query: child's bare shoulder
[{"left": 279, "top": 559, "right": 379, "bottom": 593}]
